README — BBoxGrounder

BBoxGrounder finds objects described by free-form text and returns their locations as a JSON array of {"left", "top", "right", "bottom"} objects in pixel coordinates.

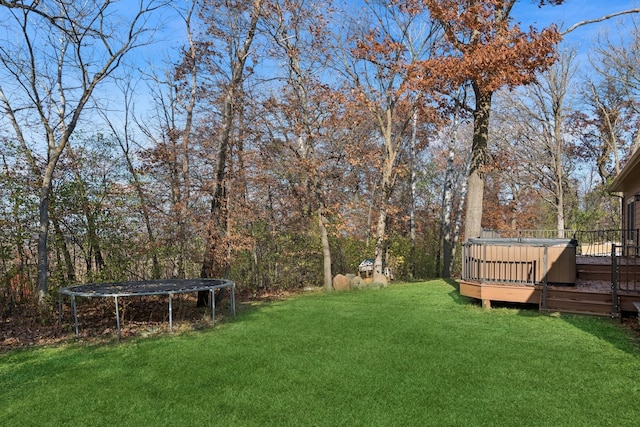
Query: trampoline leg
[
  {"left": 58, "top": 293, "right": 62, "bottom": 325},
  {"left": 115, "top": 296, "right": 121, "bottom": 340},
  {"left": 210, "top": 289, "right": 215, "bottom": 326},
  {"left": 72, "top": 295, "right": 78, "bottom": 337},
  {"left": 169, "top": 293, "right": 173, "bottom": 333},
  {"left": 231, "top": 285, "right": 236, "bottom": 317}
]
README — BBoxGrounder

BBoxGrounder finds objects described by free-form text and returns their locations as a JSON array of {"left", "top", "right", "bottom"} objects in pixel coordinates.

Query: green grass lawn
[{"left": 2, "top": 280, "right": 640, "bottom": 426}]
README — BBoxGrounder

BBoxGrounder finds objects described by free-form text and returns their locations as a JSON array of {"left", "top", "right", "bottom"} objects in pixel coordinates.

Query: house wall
[{"left": 621, "top": 173, "right": 640, "bottom": 244}]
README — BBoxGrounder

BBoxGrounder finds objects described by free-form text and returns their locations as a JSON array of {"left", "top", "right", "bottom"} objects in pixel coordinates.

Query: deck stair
[
  {"left": 577, "top": 259, "right": 640, "bottom": 280},
  {"left": 576, "top": 262, "right": 611, "bottom": 282},
  {"left": 542, "top": 288, "right": 615, "bottom": 317}
]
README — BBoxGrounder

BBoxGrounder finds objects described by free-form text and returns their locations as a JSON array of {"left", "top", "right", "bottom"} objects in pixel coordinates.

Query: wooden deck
[{"left": 459, "top": 257, "right": 640, "bottom": 317}]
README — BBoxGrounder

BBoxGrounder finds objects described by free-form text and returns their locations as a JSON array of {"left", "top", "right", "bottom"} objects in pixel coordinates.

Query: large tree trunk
[
  {"left": 318, "top": 209, "right": 332, "bottom": 291},
  {"left": 464, "top": 86, "right": 493, "bottom": 241},
  {"left": 198, "top": 105, "right": 231, "bottom": 305},
  {"left": 36, "top": 193, "right": 50, "bottom": 303},
  {"left": 373, "top": 200, "right": 389, "bottom": 278},
  {"left": 373, "top": 120, "right": 397, "bottom": 279}
]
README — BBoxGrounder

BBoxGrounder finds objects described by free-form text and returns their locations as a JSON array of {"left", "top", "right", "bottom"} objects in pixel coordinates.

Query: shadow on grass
[
  {"left": 444, "top": 278, "right": 640, "bottom": 355},
  {"left": 235, "top": 300, "right": 272, "bottom": 320},
  {"left": 558, "top": 313, "right": 640, "bottom": 355},
  {"left": 445, "top": 278, "right": 481, "bottom": 308},
  {"left": 442, "top": 278, "right": 459, "bottom": 291}
]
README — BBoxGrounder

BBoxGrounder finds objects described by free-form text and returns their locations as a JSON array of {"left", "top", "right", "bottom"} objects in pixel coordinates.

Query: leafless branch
[{"left": 562, "top": 9, "right": 640, "bottom": 36}]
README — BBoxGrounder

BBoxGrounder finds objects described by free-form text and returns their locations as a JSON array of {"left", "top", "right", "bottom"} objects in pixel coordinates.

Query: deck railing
[
  {"left": 575, "top": 229, "right": 625, "bottom": 257},
  {"left": 463, "top": 232, "right": 640, "bottom": 315},
  {"left": 480, "top": 228, "right": 640, "bottom": 257},
  {"left": 480, "top": 229, "right": 575, "bottom": 239},
  {"left": 612, "top": 244, "right": 640, "bottom": 293},
  {"left": 462, "top": 241, "right": 550, "bottom": 286},
  {"left": 611, "top": 243, "right": 640, "bottom": 316}
]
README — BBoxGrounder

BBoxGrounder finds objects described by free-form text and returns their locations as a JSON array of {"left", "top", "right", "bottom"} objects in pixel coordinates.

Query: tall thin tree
[
  {"left": 0, "top": 0, "right": 167, "bottom": 303},
  {"left": 199, "top": 0, "right": 263, "bottom": 305}
]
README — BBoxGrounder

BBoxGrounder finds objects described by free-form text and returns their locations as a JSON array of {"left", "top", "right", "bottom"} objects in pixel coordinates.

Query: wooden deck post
[{"left": 482, "top": 299, "right": 491, "bottom": 309}]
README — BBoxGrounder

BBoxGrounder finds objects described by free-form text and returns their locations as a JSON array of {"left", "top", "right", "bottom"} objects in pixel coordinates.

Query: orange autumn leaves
[{"left": 388, "top": 0, "right": 563, "bottom": 94}]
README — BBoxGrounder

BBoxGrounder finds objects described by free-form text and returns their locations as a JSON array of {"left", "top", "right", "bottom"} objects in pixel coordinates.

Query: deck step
[
  {"left": 576, "top": 263, "right": 611, "bottom": 282},
  {"left": 577, "top": 271, "right": 611, "bottom": 281},
  {"left": 547, "top": 289, "right": 612, "bottom": 302},
  {"left": 546, "top": 298, "right": 611, "bottom": 308},
  {"left": 543, "top": 292, "right": 614, "bottom": 316},
  {"left": 577, "top": 263, "right": 640, "bottom": 282}
]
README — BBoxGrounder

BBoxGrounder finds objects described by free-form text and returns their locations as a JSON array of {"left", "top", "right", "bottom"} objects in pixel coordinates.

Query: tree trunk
[
  {"left": 554, "top": 113, "right": 565, "bottom": 237},
  {"left": 52, "top": 215, "right": 76, "bottom": 284},
  {"left": 318, "top": 209, "right": 333, "bottom": 291},
  {"left": 199, "top": 174, "right": 229, "bottom": 306},
  {"left": 373, "top": 202, "right": 388, "bottom": 277},
  {"left": 409, "top": 108, "right": 418, "bottom": 280},
  {"left": 199, "top": 0, "right": 262, "bottom": 306},
  {"left": 37, "top": 151, "right": 65, "bottom": 303},
  {"left": 198, "top": 76, "right": 234, "bottom": 306},
  {"left": 450, "top": 164, "right": 469, "bottom": 276},
  {"left": 464, "top": 86, "right": 493, "bottom": 241},
  {"left": 441, "top": 149, "right": 455, "bottom": 278}
]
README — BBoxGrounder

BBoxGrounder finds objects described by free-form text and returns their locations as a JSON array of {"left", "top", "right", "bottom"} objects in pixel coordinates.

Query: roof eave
[{"left": 609, "top": 148, "right": 640, "bottom": 193}]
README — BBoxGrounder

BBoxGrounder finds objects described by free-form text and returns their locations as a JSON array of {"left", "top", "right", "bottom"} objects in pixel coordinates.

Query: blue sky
[
  {"left": 512, "top": 0, "right": 640, "bottom": 46},
  {"left": 507, "top": 1, "right": 640, "bottom": 79}
]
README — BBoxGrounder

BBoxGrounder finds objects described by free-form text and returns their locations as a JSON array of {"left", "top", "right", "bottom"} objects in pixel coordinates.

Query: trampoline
[{"left": 58, "top": 278, "right": 235, "bottom": 339}]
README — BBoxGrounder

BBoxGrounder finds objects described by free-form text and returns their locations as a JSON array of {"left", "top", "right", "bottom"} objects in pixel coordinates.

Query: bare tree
[
  {"left": 130, "top": 0, "right": 200, "bottom": 279},
  {"left": 101, "top": 78, "right": 162, "bottom": 279},
  {"left": 495, "top": 50, "right": 578, "bottom": 235},
  {"left": 439, "top": 110, "right": 471, "bottom": 278},
  {"left": 0, "top": 0, "right": 167, "bottom": 303},
  {"left": 588, "top": 17, "right": 640, "bottom": 168},
  {"left": 263, "top": 0, "right": 338, "bottom": 291},
  {"left": 337, "top": 1, "right": 440, "bottom": 279},
  {"left": 198, "top": 0, "right": 263, "bottom": 305}
]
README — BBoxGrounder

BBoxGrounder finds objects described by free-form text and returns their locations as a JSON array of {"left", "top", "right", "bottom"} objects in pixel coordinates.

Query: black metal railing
[
  {"left": 480, "top": 228, "right": 640, "bottom": 257},
  {"left": 612, "top": 244, "right": 640, "bottom": 293},
  {"left": 462, "top": 233, "right": 640, "bottom": 315},
  {"left": 480, "top": 229, "right": 575, "bottom": 239},
  {"left": 574, "top": 229, "right": 623, "bottom": 257},
  {"left": 462, "top": 241, "right": 551, "bottom": 286}
]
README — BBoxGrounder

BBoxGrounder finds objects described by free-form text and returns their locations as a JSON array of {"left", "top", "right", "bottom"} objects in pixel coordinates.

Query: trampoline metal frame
[{"left": 58, "top": 279, "right": 235, "bottom": 339}]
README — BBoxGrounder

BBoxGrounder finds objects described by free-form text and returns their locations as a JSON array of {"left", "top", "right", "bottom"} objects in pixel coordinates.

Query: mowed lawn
[{"left": 2, "top": 280, "right": 640, "bottom": 426}]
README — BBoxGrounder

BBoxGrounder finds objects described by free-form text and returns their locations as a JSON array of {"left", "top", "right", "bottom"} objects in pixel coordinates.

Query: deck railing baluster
[{"left": 460, "top": 234, "right": 640, "bottom": 315}]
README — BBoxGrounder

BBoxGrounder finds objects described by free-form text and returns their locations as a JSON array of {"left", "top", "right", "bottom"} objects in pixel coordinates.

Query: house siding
[{"left": 620, "top": 173, "right": 640, "bottom": 244}]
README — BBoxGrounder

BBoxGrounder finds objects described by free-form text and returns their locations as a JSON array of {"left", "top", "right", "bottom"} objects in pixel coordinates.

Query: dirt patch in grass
[{"left": 2, "top": 295, "right": 211, "bottom": 351}]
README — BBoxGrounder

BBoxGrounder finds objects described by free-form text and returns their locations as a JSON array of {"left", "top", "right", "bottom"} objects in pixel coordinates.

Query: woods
[{"left": 2, "top": 0, "right": 640, "bottom": 314}]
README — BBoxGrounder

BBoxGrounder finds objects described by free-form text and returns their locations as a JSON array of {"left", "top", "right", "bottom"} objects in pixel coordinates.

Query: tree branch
[
  {"left": 562, "top": 9, "right": 640, "bottom": 35},
  {"left": 0, "top": 0, "right": 72, "bottom": 34}
]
